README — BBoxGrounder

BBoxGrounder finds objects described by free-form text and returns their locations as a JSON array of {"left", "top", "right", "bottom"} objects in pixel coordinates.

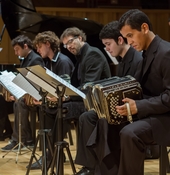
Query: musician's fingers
[
  {"left": 116, "top": 104, "right": 127, "bottom": 115},
  {"left": 122, "top": 98, "right": 131, "bottom": 103}
]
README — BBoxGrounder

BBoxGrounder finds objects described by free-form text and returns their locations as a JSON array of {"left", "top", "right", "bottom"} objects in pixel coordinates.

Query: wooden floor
[{"left": 0, "top": 129, "right": 170, "bottom": 175}]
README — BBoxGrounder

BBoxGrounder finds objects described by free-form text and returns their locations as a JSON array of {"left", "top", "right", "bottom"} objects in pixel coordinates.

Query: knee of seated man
[
  {"left": 79, "top": 110, "right": 98, "bottom": 124},
  {"left": 119, "top": 124, "right": 135, "bottom": 140}
]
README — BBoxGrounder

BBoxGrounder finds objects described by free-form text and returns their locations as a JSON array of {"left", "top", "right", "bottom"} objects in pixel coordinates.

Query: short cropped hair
[
  {"left": 99, "top": 20, "right": 127, "bottom": 44},
  {"left": 118, "top": 9, "right": 153, "bottom": 31},
  {"left": 11, "top": 35, "right": 33, "bottom": 49}
]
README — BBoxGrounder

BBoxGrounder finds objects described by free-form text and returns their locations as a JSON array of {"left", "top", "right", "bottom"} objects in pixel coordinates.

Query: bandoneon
[{"left": 83, "top": 75, "right": 142, "bottom": 125}]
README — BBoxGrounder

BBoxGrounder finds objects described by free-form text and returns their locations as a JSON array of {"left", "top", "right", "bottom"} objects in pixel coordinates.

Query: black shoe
[
  {"left": 26, "top": 157, "right": 42, "bottom": 170},
  {"left": 76, "top": 167, "right": 94, "bottom": 175},
  {"left": 26, "top": 157, "right": 50, "bottom": 170},
  {"left": 1, "top": 140, "right": 27, "bottom": 152},
  {"left": 1, "top": 140, "right": 17, "bottom": 151}
]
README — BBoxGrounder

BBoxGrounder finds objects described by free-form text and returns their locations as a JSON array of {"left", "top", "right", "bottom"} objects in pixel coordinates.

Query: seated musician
[
  {"left": 59, "top": 26, "right": 111, "bottom": 138},
  {"left": 115, "top": 9, "right": 170, "bottom": 175},
  {"left": 1, "top": 35, "right": 44, "bottom": 151},
  {"left": 74, "top": 21, "right": 143, "bottom": 175},
  {"left": 27, "top": 31, "right": 74, "bottom": 169}
]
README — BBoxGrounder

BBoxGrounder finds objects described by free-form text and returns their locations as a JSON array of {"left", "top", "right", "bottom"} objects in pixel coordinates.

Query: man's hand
[
  {"left": 9, "top": 95, "right": 15, "bottom": 101},
  {"left": 33, "top": 99, "right": 42, "bottom": 105},
  {"left": 115, "top": 98, "right": 138, "bottom": 116}
]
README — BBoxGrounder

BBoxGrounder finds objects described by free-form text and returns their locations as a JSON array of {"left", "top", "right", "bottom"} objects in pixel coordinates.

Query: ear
[
  {"left": 118, "top": 36, "right": 124, "bottom": 45},
  {"left": 141, "top": 23, "right": 149, "bottom": 34},
  {"left": 78, "top": 36, "right": 82, "bottom": 41},
  {"left": 46, "top": 41, "right": 51, "bottom": 47},
  {"left": 24, "top": 43, "right": 28, "bottom": 49}
]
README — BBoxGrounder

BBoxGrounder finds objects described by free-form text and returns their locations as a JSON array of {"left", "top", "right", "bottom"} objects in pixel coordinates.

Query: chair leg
[{"left": 159, "top": 145, "right": 167, "bottom": 175}]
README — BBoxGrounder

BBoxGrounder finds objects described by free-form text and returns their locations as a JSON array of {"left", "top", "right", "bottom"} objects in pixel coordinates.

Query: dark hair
[
  {"left": 11, "top": 35, "right": 33, "bottom": 49},
  {"left": 33, "top": 31, "right": 60, "bottom": 53},
  {"left": 60, "top": 27, "right": 86, "bottom": 42},
  {"left": 99, "top": 20, "right": 127, "bottom": 44},
  {"left": 118, "top": 9, "right": 153, "bottom": 31}
]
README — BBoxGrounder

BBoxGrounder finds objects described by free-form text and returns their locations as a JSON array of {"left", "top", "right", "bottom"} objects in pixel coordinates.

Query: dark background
[{"left": 32, "top": 0, "right": 170, "bottom": 9}]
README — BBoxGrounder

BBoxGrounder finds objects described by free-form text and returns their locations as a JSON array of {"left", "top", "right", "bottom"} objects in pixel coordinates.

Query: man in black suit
[
  {"left": 116, "top": 9, "right": 170, "bottom": 175},
  {"left": 60, "top": 27, "right": 111, "bottom": 138},
  {"left": 73, "top": 21, "right": 143, "bottom": 175},
  {"left": 1, "top": 35, "right": 44, "bottom": 151}
]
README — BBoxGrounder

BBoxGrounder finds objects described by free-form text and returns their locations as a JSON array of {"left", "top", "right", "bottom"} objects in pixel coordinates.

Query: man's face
[
  {"left": 62, "top": 36, "right": 82, "bottom": 55},
  {"left": 120, "top": 24, "right": 146, "bottom": 51},
  {"left": 36, "top": 43, "right": 50, "bottom": 58},
  {"left": 13, "top": 44, "right": 28, "bottom": 57},
  {"left": 102, "top": 38, "right": 121, "bottom": 57}
]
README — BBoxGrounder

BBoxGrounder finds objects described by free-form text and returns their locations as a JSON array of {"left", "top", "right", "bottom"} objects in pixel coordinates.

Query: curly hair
[{"left": 33, "top": 31, "right": 60, "bottom": 52}]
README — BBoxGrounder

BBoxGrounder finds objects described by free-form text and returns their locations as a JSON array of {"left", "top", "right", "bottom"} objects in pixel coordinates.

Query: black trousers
[
  {"left": 12, "top": 98, "right": 35, "bottom": 143},
  {"left": 75, "top": 110, "right": 98, "bottom": 169},
  {"left": 118, "top": 118, "right": 154, "bottom": 175}
]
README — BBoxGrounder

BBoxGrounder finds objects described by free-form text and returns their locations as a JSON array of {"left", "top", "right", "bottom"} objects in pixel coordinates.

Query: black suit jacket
[
  {"left": 134, "top": 35, "right": 170, "bottom": 146},
  {"left": 20, "top": 50, "right": 44, "bottom": 68},
  {"left": 117, "top": 46, "right": 142, "bottom": 77},
  {"left": 71, "top": 43, "right": 111, "bottom": 88}
]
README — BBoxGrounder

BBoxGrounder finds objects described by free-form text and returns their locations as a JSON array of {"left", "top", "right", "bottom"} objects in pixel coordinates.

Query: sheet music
[
  {"left": 12, "top": 73, "right": 42, "bottom": 101},
  {"left": 0, "top": 73, "right": 27, "bottom": 99},
  {"left": 0, "top": 71, "right": 16, "bottom": 80},
  {"left": 18, "top": 65, "right": 86, "bottom": 99},
  {"left": 26, "top": 71, "right": 58, "bottom": 97},
  {"left": 45, "top": 68, "right": 86, "bottom": 99}
]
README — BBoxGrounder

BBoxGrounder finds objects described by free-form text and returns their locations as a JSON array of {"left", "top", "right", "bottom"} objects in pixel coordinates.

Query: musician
[
  {"left": 115, "top": 9, "right": 170, "bottom": 175},
  {"left": 74, "top": 21, "right": 143, "bottom": 175},
  {"left": 1, "top": 35, "right": 44, "bottom": 151},
  {"left": 60, "top": 26, "right": 111, "bottom": 135},
  {"left": 28, "top": 30, "right": 74, "bottom": 169}
]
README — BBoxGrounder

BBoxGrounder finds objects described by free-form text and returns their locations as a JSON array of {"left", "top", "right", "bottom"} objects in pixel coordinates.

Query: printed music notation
[
  {"left": 45, "top": 68, "right": 86, "bottom": 99},
  {"left": 18, "top": 65, "right": 86, "bottom": 99},
  {"left": 0, "top": 72, "right": 26, "bottom": 100}
]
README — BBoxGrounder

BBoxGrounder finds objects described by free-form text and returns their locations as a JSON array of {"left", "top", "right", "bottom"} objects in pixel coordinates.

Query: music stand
[
  {"left": 2, "top": 110, "right": 33, "bottom": 163},
  {"left": 26, "top": 88, "right": 54, "bottom": 175},
  {"left": 17, "top": 65, "right": 86, "bottom": 175},
  {"left": 0, "top": 72, "right": 42, "bottom": 163}
]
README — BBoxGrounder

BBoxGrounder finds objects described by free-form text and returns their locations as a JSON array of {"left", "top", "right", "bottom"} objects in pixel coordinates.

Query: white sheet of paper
[{"left": 12, "top": 73, "right": 42, "bottom": 101}]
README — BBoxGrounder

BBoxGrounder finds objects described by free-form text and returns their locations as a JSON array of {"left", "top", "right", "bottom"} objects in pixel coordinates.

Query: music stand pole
[
  {"left": 26, "top": 88, "right": 54, "bottom": 175},
  {"left": 56, "top": 85, "right": 65, "bottom": 175}
]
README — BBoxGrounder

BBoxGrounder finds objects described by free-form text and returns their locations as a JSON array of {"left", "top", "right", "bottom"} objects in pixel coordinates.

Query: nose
[{"left": 127, "top": 38, "right": 133, "bottom": 45}]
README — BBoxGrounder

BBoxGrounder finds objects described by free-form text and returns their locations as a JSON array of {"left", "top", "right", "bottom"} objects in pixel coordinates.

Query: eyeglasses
[{"left": 63, "top": 36, "right": 78, "bottom": 48}]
